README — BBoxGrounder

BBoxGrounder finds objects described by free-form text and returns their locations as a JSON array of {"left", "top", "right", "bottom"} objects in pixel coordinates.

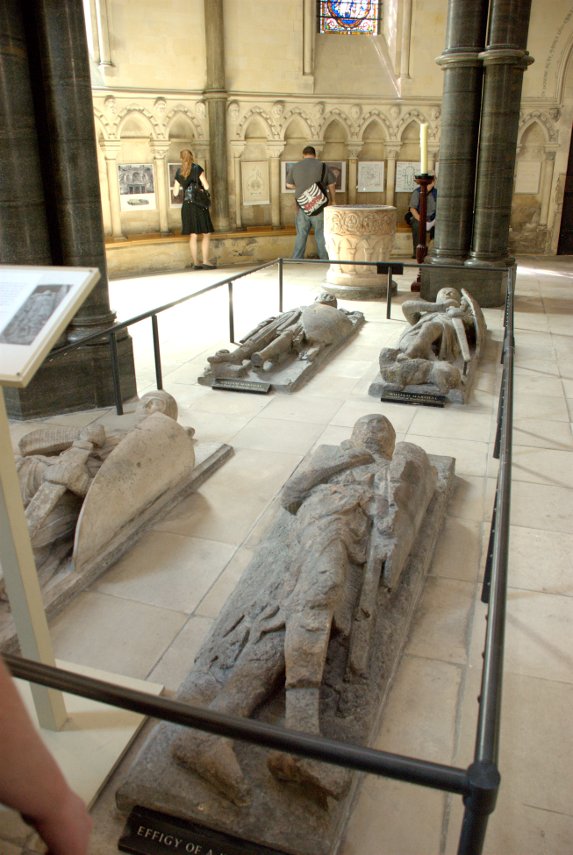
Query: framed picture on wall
[
  {"left": 281, "top": 161, "right": 297, "bottom": 193},
  {"left": 281, "top": 160, "right": 347, "bottom": 193},
  {"left": 325, "top": 161, "right": 346, "bottom": 192},
  {"left": 241, "top": 161, "right": 270, "bottom": 205},
  {"left": 395, "top": 161, "right": 420, "bottom": 193},
  {"left": 118, "top": 163, "right": 156, "bottom": 211},
  {"left": 168, "top": 163, "right": 183, "bottom": 207},
  {"left": 357, "top": 161, "right": 385, "bottom": 192}
]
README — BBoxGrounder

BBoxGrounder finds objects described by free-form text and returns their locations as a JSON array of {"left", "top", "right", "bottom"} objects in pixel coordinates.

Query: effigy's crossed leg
[{"left": 172, "top": 538, "right": 354, "bottom": 804}]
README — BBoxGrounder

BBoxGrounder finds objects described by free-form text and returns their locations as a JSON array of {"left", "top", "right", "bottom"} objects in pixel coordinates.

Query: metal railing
[{"left": 4, "top": 258, "right": 515, "bottom": 855}]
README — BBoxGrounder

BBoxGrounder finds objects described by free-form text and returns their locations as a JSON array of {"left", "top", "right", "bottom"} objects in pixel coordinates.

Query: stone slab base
[
  {"left": 116, "top": 454, "right": 455, "bottom": 855},
  {"left": 0, "top": 442, "right": 233, "bottom": 652},
  {"left": 368, "top": 351, "right": 479, "bottom": 405},
  {"left": 420, "top": 265, "right": 507, "bottom": 308},
  {"left": 198, "top": 315, "right": 365, "bottom": 394},
  {"left": 4, "top": 335, "right": 137, "bottom": 420}
]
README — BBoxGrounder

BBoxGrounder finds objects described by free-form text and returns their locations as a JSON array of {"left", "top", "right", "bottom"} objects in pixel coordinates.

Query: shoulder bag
[
  {"left": 184, "top": 164, "right": 211, "bottom": 209},
  {"left": 296, "top": 164, "right": 329, "bottom": 216}
]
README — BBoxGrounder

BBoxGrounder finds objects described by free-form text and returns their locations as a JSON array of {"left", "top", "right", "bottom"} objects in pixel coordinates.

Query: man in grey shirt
[{"left": 286, "top": 146, "right": 336, "bottom": 259}]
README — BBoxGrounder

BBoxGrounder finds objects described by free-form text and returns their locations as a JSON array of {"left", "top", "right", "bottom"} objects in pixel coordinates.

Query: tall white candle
[{"left": 419, "top": 122, "right": 428, "bottom": 174}]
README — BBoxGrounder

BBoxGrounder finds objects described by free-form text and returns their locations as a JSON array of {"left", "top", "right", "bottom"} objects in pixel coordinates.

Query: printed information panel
[
  {"left": 119, "top": 806, "right": 287, "bottom": 855},
  {"left": 0, "top": 265, "right": 100, "bottom": 387}
]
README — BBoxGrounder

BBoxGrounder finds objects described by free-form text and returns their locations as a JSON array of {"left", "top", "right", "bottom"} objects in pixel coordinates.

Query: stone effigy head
[
  {"left": 349, "top": 414, "right": 396, "bottom": 460},
  {"left": 436, "top": 287, "right": 461, "bottom": 306},
  {"left": 315, "top": 292, "right": 338, "bottom": 308},
  {"left": 136, "top": 390, "right": 178, "bottom": 420}
]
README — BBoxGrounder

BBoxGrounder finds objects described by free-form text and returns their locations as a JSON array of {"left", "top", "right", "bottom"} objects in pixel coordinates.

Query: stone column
[
  {"left": 204, "top": 0, "right": 230, "bottom": 230},
  {"left": 28, "top": 0, "right": 118, "bottom": 338},
  {"left": 268, "top": 145, "right": 284, "bottom": 228},
  {"left": 347, "top": 145, "right": 361, "bottom": 205},
  {"left": 384, "top": 146, "right": 400, "bottom": 207},
  {"left": 430, "top": 0, "right": 489, "bottom": 263},
  {"left": 540, "top": 150, "right": 557, "bottom": 227},
  {"left": 100, "top": 140, "right": 125, "bottom": 240},
  {"left": 0, "top": 2, "right": 52, "bottom": 266},
  {"left": 150, "top": 140, "right": 171, "bottom": 235},
  {"left": 468, "top": 0, "right": 533, "bottom": 266},
  {"left": 231, "top": 144, "right": 245, "bottom": 229}
]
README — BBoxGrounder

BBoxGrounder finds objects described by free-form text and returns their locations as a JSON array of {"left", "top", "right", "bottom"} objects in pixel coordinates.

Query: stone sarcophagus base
[
  {"left": 198, "top": 297, "right": 364, "bottom": 394},
  {"left": 369, "top": 287, "right": 487, "bottom": 406},
  {"left": 117, "top": 416, "right": 455, "bottom": 855},
  {"left": 0, "top": 397, "right": 232, "bottom": 651}
]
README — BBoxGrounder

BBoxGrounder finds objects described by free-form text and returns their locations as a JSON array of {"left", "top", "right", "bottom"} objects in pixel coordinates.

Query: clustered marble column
[
  {"left": 204, "top": 0, "right": 230, "bottom": 231},
  {"left": 425, "top": 0, "right": 533, "bottom": 307},
  {"left": 432, "top": 0, "right": 488, "bottom": 263},
  {"left": 0, "top": 0, "right": 136, "bottom": 418},
  {"left": 468, "top": 0, "right": 534, "bottom": 266}
]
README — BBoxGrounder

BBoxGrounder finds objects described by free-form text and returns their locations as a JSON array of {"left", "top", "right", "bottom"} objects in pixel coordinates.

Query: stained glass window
[{"left": 318, "top": 1, "right": 382, "bottom": 35}]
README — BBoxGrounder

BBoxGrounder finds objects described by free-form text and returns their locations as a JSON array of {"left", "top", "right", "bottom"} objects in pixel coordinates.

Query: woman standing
[{"left": 173, "top": 149, "right": 215, "bottom": 270}]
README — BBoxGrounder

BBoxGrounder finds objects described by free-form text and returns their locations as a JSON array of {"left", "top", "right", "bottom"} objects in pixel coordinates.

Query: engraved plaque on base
[
  {"left": 119, "top": 806, "right": 287, "bottom": 855},
  {"left": 380, "top": 389, "right": 446, "bottom": 407},
  {"left": 212, "top": 378, "right": 271, "bottom": 393}
]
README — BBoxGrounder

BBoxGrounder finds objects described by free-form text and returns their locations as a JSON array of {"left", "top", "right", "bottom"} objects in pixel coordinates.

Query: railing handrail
[
  {"left": 475, "top": 265, "right": 515, "bottom": 765},
  {"left": 2, "top": 652, "right": 468, "bottom": 796}
]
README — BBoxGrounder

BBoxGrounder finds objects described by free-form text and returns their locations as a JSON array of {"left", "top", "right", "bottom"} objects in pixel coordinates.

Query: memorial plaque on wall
[
  {"left": 119, "top": 806, "right": 288, "bottom": 855},
  {"left": 395, "top": 161, "right": 419, "bottom": 192},
  {"left": 515, "top": 160, "right": 542, "bottom": 194},
  {"left": 241, "top": 161, "right": 270, "bottom": 206}
]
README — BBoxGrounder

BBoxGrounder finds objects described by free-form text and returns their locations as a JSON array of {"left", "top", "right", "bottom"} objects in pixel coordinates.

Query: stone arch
[
  {"left": 283, "top": 113, "right": 313, "bottom": 143},
  {"left": 557, "top": 34, "right": 573, "bottom": 102},
  {"left": 166, "top": 109, "right": 202, "bottom": 142},
  {"left": 360, "top": 110, "right": 393, "bottom": 140},
  {"left": 117, "top": 106, "right": 160, "bottom": 139},
  {"left": 321, "top": 110, "right": 352, "bottom": 140},
  {"left": 395, "top": 110, "right": 427, "bottom": 141},
  {"left": 243, "top": 116, "right": 271, "bottom": 162},
  {"left": 519, "top": 112, "right": 557, "bottom": 145},
  {"left": 237, "top": 107, "right": 275, "bottom": 141}
]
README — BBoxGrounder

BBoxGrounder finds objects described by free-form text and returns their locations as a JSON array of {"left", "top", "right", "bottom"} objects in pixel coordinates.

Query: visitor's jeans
[{"left": 293, "top": 208, "right": 329, "bottom": 259}]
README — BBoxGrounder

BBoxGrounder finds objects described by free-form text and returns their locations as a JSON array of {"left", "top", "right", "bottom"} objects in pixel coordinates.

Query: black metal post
[
  {"left": 109, "top": 331, "right": 123, "bottom": 415},
  {"left": 228, "top": 280, "right": 235, "bottom": 343},
  {"left": 151, "top": 314, "right": 163, "bottom": 390},
  {"left": 278, "top": 256, "right": 284, "bottom": 313},
  {"left": 457, "top": 761, "right": 501, "bottom": 855}
]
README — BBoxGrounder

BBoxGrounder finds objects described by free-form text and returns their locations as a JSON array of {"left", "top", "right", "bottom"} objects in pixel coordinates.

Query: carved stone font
[{"left": 324, "top": 205, "right": 397, "bottom": 299}]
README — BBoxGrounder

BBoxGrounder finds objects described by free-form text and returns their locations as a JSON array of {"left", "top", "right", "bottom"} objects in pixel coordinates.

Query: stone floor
[{"left": 2, "top": 255, "right": 572, "bottom": 855}]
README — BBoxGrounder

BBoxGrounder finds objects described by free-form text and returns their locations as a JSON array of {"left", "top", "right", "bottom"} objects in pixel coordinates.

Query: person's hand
[{"left": 25, "top": 787, "right": 92, "bottom": 855}]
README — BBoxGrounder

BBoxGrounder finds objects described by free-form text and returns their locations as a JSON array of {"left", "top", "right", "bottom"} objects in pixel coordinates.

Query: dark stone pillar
[
  {"left": 422, "top": 0, "right": 533, "bottom": 307},
  {"left": 468, "top": 0, "right": 533, "bottom": 266},
  {"left": 26, "top": 0, "right": 117, "bottom": 340},
  {"left": 430, "top": 0, "right": 488, "bottom": 262},
  {"left": 204, "top": 0, "right": 230, "bottom": 230},
  {"left": 1, "top": 0, "right": 136, "bottom": 419},
  {"left": 0, "top": 2, "right": 52, "bottom": 266}
]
